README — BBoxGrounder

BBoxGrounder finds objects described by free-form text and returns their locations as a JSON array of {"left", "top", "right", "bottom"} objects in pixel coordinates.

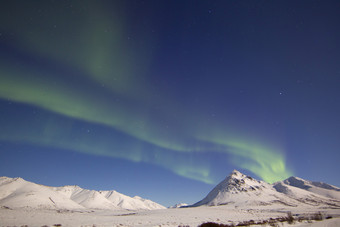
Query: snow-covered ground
[{"left": 1, "top": 205, "right": 340, "bottom": 227}]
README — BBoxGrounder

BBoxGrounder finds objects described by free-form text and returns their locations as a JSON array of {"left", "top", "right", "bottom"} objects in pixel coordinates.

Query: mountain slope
[
  {"left": 0, "top": 177, "right": 83, "bottom": 210},
  {"left": 0, "top": 176, "right": 165, "bottom": 210},
  {"left": 54, "top": 187, "right": 119, "bottom": 210},
  {"left": 99, "top": 190, "right": 165, "bottom": 210},
  {"left": 273, "top": 181, "right": 340, "bottom": 207},
  {"left": 280, "top": 176, "right": 340, "bottom": 200},
  {"left": 193, "top": 170, "right": 340, "bottom": 208}
]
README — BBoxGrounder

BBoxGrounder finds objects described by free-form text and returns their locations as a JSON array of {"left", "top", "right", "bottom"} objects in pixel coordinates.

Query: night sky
[{"left": 0, "top": 0, "right": 339, "bottom": 207}]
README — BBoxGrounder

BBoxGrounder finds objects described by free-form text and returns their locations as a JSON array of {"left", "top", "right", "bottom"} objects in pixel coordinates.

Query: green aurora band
[
  {"left": 0, "top": 1, "right": 292, "bottom": 184},
  {"left": 0, "top": 59, "right": 292, "bottom": 183},
  {"left": 198, "top": 137, "right": 292, "bottom": 183}
]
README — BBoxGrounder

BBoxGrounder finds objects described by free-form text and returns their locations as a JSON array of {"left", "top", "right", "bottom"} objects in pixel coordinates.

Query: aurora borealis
[{"left": 1, "top": 1, "right": 339, "bottom": 206}]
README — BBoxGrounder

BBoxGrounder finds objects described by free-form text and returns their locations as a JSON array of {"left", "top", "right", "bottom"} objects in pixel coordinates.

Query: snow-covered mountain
[
  {"left": 0, "top": 176, "right": 165, "bottom": 210},
  {"left": 169, "top": 203, "right": 189, "bottom": 208},
  {"left": 279, "top": 176, "right": 340, "bottom": 200},
  {"left": 193, "top": 170, "right": 340, "bottom": 208}
]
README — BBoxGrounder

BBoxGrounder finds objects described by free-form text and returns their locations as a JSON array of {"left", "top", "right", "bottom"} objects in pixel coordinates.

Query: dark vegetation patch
[{"left": 116, "top": 212, "right": 137, "bottom": 216}]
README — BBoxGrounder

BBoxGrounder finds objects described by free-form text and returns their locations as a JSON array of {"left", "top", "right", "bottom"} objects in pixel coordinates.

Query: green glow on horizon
[{"left": 200, "top": 137, "right": 292, "bottom": 183}]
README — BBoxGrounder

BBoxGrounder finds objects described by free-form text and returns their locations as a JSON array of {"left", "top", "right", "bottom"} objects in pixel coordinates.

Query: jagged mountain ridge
[
  {"left": 0, "top": 176, "right": 165, "bottom": 210},
  {"left": 193, "top": 170, "right": 340, "bottom": 208}
]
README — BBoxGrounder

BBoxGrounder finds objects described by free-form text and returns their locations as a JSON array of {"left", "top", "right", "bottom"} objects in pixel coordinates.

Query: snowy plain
[{"left": 1, "top": 205, "right": 340, "bottom": 227}]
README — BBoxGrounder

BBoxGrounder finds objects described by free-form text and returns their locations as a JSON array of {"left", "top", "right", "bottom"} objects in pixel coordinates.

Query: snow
[
  {"left": 193, "top": 170, "right": 340, "bottom": 208},
  {"left": 169, "top": 203, "right": 189, "bottom": 208},
  {"left": 1, "top": 205, "right": 339, "bottom": 227},
  {"left": 0, "top": 177, "right": 83, "bottom": 210},
  {"left": 0, "top": 176, "right": 165, "bottom": 211},
  {"left": 282, "top": 176, "right": 340, "bottom": 200},
  {"left": 99, "top": 190, "right": 165, "bottom": 210}
]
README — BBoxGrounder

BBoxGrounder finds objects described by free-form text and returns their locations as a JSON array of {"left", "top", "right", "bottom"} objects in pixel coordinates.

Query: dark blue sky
[{"left": 0, "top": 0, "right": 339, "bottom": 206}]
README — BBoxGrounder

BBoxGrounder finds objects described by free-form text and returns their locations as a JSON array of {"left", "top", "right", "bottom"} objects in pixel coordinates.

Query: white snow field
[
  {"left": 1, "top": 170, "right": 340, "bottom": 227},
  {"left": 1, "top": 204, "right": 340, "bottom": 227}
]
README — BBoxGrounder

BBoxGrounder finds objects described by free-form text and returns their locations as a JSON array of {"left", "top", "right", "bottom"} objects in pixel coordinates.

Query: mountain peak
[
  {"left": 226, "top": 170, "right": 261, "bottom": 186},
  {"left": 229, "top": 169, "right": 244, "bottom": 177},
  {"left": 192, "top": 170, "right": 267, "bottom": 206},
  {"left": 228, "top": 170, "right": 256, "bottom": 181}
]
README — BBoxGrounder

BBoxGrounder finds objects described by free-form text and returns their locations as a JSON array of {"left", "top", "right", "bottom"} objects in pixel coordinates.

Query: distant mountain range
[
  {"left": 192, "top": 170, "right": 340, "bottom": 208},
  {"left": 2, "top": 170, "right": 340, "bottom": 212},
  {"left": 0, "top": 176, "right": 165, "bottom": 210}
]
